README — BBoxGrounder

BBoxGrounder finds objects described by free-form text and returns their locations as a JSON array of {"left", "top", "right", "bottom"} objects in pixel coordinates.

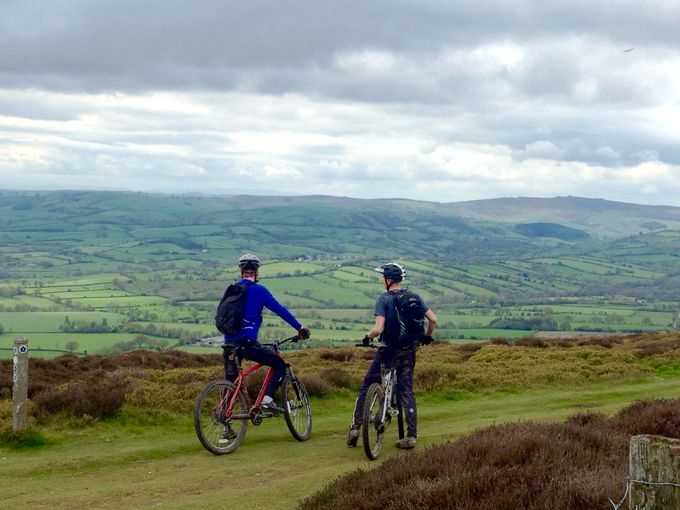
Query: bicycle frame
[
  {"left": 224, "top": 360, "right": 275, "bottom": 419},
  {"left": 378, "top": 369, "right": 394, "bottom": 426},
  {"left": 357, "top": 340, "right": 422, "bottom": 441},
  {"left": 222, "top": 335, "right": 297, "bottom": 420},
  {"left": 195, "top": 333, "right": 312, "bottom": 454}
]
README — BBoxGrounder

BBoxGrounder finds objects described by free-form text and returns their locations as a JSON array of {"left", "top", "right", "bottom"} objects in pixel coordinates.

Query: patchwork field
[{"left": 1, "top": 192, "right": 679, "bottom": 358}]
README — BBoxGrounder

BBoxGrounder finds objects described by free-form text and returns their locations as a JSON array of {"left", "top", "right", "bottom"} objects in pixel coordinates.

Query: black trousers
[
  {"left": 351, "top": 346, "right": 417, "bottom": 437},
  {"left": 223, "top": 340, "right": 287, "bottom": 398}
]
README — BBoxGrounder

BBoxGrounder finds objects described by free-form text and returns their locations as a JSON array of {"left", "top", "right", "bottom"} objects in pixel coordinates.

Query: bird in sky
[{"left": 622, "top": 48, "right": 634, "bottom": 52}]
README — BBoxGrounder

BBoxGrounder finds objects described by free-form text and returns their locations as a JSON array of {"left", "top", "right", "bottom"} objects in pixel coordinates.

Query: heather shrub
[
  {"left": 513, "top": 337, "right": 548, "bottom": 348},
  {"left": 577, "top": 337, "right": 614, "bottom": 348},
  {"left": 126, "top": 372, "right": 207, "bottom": 413},
  {"left": 319, "top": 349, "right": 355, "bottom": 362},
  {"left": 584, "top": 335, "right": 625, "bottom": 348},
  {"left": 455, "top": 342, "right": 483, "bottom": 352},
  {"left": 0, "top": 349, "right": 219, "bottom": 397},
  {"left": 0, "top": 399, "right": 11, "bottom": 421},
  {"left": 243, "top": 367, "right": 268, "bottom": 398},
  {"left": 612, "top": 398, "right": 680, "bottom": 437},
  {"left": 301, "top": 398, "right": 680, "bottom": 510},
  {"left": 319, "top": 366, "right": 354, "bottom": 389},
  {"left": 359, "top": 349, "right": 375, "bottom": 360},
  {"left": 413, "top": 366, "right": 455, "bottom": 391},
  {"left": 490, "top": 337, "right": 509, "bottom": 345},
  {"left": 633, "top": 338, "right": 680, "bottom": 358},
  {"left": 32, "top": 369, "right": 127, "bottom": 419},
  {"left": 299, "top": 374, "right": 331, "bottom": 397}
]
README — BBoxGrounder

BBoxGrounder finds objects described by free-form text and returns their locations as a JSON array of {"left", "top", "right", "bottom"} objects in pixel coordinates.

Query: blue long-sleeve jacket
[{"left": 224, "top": 279, "right": 301, "bottom": 343}]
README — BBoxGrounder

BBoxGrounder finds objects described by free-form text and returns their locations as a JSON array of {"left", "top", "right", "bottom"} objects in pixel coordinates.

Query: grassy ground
[{"left": 3, "top": 376, "right": 680, "bottom": 510}]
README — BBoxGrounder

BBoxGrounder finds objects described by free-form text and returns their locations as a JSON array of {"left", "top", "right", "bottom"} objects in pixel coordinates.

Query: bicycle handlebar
[
  {"left": 354, "top": 339, "right": 428, "bottom": 348},
  {"left": 354, "top": 341, "right": 387, "bottom": 349},
  {"left": 222, "top": 333, "right": 308, "bottom": 351},
  {"left": 264, "top": 334, "right": 306, "bottom": 349}
]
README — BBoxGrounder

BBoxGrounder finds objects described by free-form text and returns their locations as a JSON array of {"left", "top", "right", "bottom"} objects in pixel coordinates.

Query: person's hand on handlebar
[
  {"left": 362, "top": 334, "right": 371, "bottom": 347},
  {"left": 422, "top": 335, "right": 434, "bottom": 345},
  {"left": 296, "top": 327, "right": 311, "bottom": 341}
]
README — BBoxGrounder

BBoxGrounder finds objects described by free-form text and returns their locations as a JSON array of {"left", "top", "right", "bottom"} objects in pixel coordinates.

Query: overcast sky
[{"left": 1, "top": 1, "right": 679, "bottom": 205}]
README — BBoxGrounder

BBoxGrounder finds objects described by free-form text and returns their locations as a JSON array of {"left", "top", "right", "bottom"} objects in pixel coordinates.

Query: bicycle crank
[{"left": 249, "top": 406, "right": 263, "bottom": 426}]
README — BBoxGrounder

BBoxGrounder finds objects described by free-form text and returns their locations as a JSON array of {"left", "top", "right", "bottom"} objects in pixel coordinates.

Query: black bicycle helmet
[
  {"left": 238, "top": 253, "right": 261, "bottom": 271},
  {"left": 374, "top": 262, "right": 406, "bottom": 281}
]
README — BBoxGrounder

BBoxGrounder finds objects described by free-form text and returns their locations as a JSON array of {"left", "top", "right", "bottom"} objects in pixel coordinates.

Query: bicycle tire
[
  {"left": 194, "top": 379, "right": 248, "bottom": 455},
  {"left": 282, "top": 373, "right": 312, "bottom": 441},
  {"left": 362, "top": 383, "right": 385, "bottom": 460}
]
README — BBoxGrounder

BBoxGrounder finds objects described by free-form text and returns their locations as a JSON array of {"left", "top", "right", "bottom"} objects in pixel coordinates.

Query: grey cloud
[
  {"left": 3, "top": 1, "right": 679, "bottom": 93},
  {"left": 2, "top": 0, "right": 680, "bottom": 204}
]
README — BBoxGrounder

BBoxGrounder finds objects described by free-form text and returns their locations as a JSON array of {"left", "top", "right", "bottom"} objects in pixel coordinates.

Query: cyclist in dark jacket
[
  {"left": 347, "top": 262, "right": 437, "bottom": 449},
  {"left": 223, "top": 253, "right": 309, "bottom": 413}
]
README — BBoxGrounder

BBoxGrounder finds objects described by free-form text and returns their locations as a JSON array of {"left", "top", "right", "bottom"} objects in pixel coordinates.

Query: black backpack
[
  {"left": 215, "top": 281, "right": 253, "bottom": 335},
  {"left": 392, "top": 290, "right": 426, "bottom": 346}
]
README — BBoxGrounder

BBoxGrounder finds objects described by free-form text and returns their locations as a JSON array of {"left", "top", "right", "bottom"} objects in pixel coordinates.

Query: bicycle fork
[{"left": 377, "top": 371, "right": 395, "bottom": 433}]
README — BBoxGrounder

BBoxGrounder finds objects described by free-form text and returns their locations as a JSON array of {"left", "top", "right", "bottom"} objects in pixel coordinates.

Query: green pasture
[
  {"left": 440, "top": 279, "right": 497, "bottom": 298},
  {"left": 449, "top": 328, "right": 532, "bottom": 339},
  {"left": 0, "top": 332, "right": 155, "bottom": 358},
  {"left": 62, "top": 296, "right": 169, "bottom": 308},
  {"left": 13, "top": 296, "right": 71, "bottom": 309},
  {"left": 298, "top": 308, "right": 373, "bottom": 321},
  {"left": 48, "top": 274, "right": 128, "bottom": 286},
  {"left": 128, "top": 225, "right": 223, "bottom": 238},
  {"left": 265, "top": 275, "right": 375, "bottom": 307},
  {"left": 36, "top": 283, "right": 120, "bottom": 293},
  {"left": 277, "top": 293, "right": 329, "bottom": 309},
  {"left": 0, "top": 311, "right": 126, "bottom": 333},
  {"left": 260, "top": 261, "right": 325, "bottom": 276},
  {"left": 2, "top": 195, "right": 680, "bottom": 359},
  {"left": 44, "top": 290, "right": 133, "bottom": 299}
]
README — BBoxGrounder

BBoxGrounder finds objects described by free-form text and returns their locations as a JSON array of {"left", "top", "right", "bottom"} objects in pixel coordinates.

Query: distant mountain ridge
[
  {"left": 1, "top": 191, "right": 679, "bottom": 246},
  {"left": 444, "top": 196, "right": 680, "bottom": 237},
  {"left": 2, "top": 189, "right": 680, "bottom": 304}
]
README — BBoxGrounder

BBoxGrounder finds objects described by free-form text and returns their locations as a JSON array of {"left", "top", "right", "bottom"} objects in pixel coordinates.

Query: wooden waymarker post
[
  {"left": 12, "top": 336, "right": 29, "bottom": 431},
  {"left": 629, "top": 434, "right": 680, "bottom": 509}
]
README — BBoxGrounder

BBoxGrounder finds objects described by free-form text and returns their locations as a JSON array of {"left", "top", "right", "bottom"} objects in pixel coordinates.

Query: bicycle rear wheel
[
  {"left": 194, "top": 379, "right": 248, "bottom": 455},
  {"left": 362, "top": 383, "right": 385, "bottom": 460},
  {"left": 282, "top": 373, "right": 312, "bottom": 441}
]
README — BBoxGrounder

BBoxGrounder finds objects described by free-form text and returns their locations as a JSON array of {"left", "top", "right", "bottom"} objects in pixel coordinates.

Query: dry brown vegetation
[
  {"left": 299, "top": 398, "right": 680, "bottom": 510},
  {"left": 1, "top": 331, "right": 679, "bottom": 420}
]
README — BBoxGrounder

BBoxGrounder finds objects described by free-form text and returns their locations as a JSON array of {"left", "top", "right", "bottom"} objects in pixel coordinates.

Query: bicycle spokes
[
  {"left": 362, "top": 383, "right": 385, "bottom": 460},
  {"left": 195, "top": 380, "right": 248, "bottom": 455},
  {"left": 283, "top": 375, "right": 312, "bottom": 441}
]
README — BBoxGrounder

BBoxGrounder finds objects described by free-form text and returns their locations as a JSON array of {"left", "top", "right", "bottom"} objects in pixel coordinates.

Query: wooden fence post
[
  {"left": 12, "top": 336, "right": 29, "bottom": 431},
  {"left": 629, "top": 434, "right": 680, "bottom": 509}
]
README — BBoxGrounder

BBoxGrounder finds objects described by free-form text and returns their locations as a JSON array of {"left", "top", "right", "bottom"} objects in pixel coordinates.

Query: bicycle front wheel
[
  {"left": 282, "top": 373, "right": 312, "bottom": 441},
  {"left": 362, "top": 383, "right": 385, "bottom": 460},
  {"left": 194, "top": 379, "right": 248, "bottom": 455}
]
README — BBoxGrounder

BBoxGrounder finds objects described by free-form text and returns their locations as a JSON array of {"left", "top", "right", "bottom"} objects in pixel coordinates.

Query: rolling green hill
[
  {"left": 445, "top": 195, "right": 680, "bottom": 238},
  {"left": 1, "top": 191, "right": 679, "bottom": 357}
]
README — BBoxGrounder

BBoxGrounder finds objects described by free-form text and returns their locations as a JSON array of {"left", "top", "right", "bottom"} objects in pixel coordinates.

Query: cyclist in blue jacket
[{"left": 223, "top": 253, "right": 309, "bottom": 413}]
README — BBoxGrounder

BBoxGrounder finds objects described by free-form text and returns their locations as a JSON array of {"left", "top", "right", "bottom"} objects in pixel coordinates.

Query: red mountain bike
[{"left": 194, "top": 335, "right": 312, "bottom": 454}]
